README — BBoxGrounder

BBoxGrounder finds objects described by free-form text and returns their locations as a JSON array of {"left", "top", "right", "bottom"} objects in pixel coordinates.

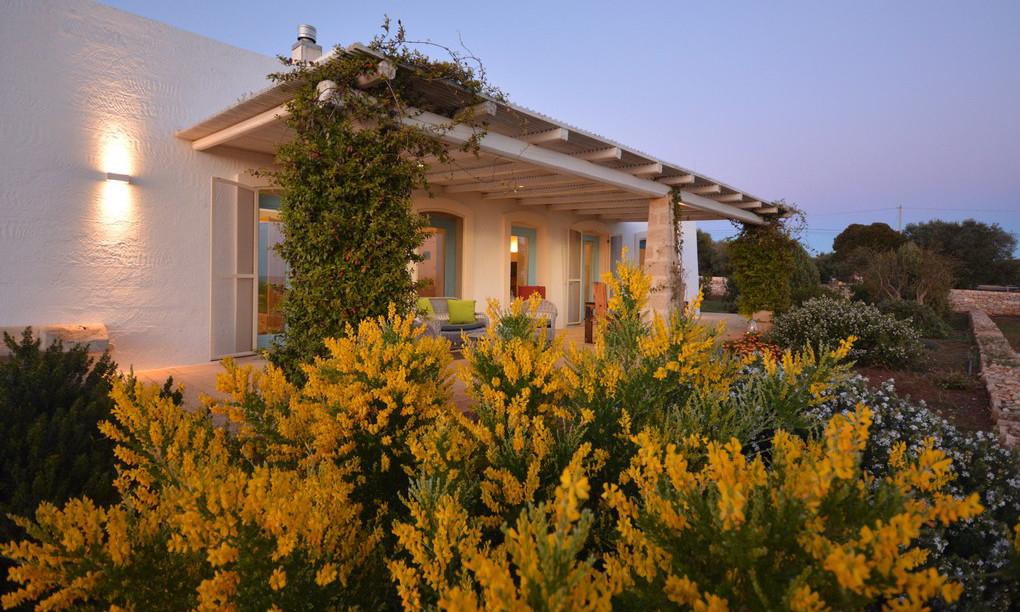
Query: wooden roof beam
[
  {"left": 443, "top": 174, "right": 576, "bottom": 193},
  {"left": 570, "top": 147, "right": 622, "bottom": 162},
  {"left": 520, "top": 127, "right": 569, "bottom": 144},
  {"left": 625, "top": 162, "right": 663, "bottom": 176},
  {"left": 657, "top": 174, "right": 696, "bottom": 186},
  {"left": 426, "top": 162, "right": 535, "bottom": 184},
  {"left": 679, "top": 190, "right": 765, "bottom": 225},
  {"left": 454, "top": 100, "right": 498, "bottom": 122},
  {"left": 520, "top": 193, "right": 650, "bottom": 206},
  {"left": 689, "top": 184, "right": 722, "bottom": 195},
  {"left": 549, "top": 200, "right": 649, "bottom": 211},
  {"left": 484, "top": 184, "right": 620, "bottom": 200},
  {"left": 191, "top": 103, "right": 289, "bottom": 151},
  {"left": 713, "top": 193, "right": 745, "bottom": 203},
  {"left": 567, "top": 206, "right": 649, "bottom": 215},
  {"left": 403, "top": 109, "right": 669, "bottom": 196},
  {"left": 356, "top": 60, "right": 397, "bottom": 88}
]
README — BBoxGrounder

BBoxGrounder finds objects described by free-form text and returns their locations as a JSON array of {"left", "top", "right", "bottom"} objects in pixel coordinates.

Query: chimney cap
[{"left": 297, "top": 24, "right": 317, "bottom": 43}]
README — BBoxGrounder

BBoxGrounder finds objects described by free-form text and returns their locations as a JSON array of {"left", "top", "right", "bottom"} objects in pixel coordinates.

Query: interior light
[
  {"left": 106, "top": 172, "right": 132, "bottom": 184},
  {"left": 510, "top": 235, "right": 519, "bottom": 254}
]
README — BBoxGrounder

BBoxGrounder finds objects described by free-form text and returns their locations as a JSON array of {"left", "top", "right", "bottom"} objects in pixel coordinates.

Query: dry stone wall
[
  {"left": 969, "top": 310, "right": 1020, "bottom": 447},
  {"left": 950, "top": 290, "right": 1020, "bottom": 316}
]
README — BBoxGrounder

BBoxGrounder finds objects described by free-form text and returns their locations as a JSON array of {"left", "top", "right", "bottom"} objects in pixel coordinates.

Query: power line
[
  {"left": 807, "top": 206, "right": 1018, "bottom": 217},
  {"left": 907, "top": 207, "right": 1019, "bottom": 214}
]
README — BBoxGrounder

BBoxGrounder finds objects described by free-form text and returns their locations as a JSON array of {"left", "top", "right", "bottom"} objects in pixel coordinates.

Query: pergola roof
[{"left": 178, "top": 43, "right": 781, "bottom": 224}]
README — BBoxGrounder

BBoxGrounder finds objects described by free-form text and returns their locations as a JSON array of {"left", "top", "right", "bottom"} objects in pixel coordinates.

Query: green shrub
[
  {"left": 728, "top": 223, "right": 797, "bottom": 315},
  {"left": 0, "top": 329, "right": 120, "bottom": 596},
  {"left": 876, "top": 299, "right": 951, "bottom": 338},
  {"left": 770, "top": 297, "right": 922, "bottom": 367},
  {"left": 0, "top": 330, "right": 120, "bottom": 533}
]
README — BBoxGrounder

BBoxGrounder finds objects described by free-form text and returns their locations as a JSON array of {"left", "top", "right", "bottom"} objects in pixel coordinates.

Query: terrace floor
[{"left": 136, "top": 313, "right": 749, "bottom": 410}]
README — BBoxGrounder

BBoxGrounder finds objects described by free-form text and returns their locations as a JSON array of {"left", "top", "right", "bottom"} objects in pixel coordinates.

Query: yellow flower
[{"left": 268, "top": 567, "right": 287, "bottom": 591}]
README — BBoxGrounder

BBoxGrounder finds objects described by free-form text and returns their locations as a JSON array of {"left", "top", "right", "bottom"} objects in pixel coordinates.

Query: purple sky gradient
[{"left": 103, "top": 0, "right": 1020, "bottom": 253}]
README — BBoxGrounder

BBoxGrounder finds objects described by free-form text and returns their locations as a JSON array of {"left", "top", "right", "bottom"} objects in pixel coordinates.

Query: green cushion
[
  {"left": 447, "top": 299, "right": 476, "bottom": 325},
  {"left": 416, "top": 298, "right": 434, "bottom": 316}
]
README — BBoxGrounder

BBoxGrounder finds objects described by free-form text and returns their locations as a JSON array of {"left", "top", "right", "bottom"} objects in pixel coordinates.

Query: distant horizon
[{"left": 102, "top": 0, "right": 1020, "bottom": 254}]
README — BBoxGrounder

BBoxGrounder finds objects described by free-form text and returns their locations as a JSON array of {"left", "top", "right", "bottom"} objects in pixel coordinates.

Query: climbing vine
[
  {"left": 265, "top": 19, "right": 503, "bottom": 380},
  {"left": 727, "top": 203, "right": 803, "bottom": 315},
  {"left": 669, "top": 187, "right": 686, "bottom": 307}
]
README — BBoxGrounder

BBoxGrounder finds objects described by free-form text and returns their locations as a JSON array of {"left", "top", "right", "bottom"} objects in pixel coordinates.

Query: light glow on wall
[
  {"left": 96, "top": 126, "right": 136, "bottom": 226},
  {"left": 510, "top": 235, "right": 519, "bottom": 253}
]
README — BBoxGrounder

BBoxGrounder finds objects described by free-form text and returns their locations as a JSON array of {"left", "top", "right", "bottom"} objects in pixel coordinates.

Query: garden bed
[
  {"left": 992, "top": 315, "right": 1020, "bottom": 353},
  {"left": 856, "top": 312, "right": 994, "bottom": 432}
]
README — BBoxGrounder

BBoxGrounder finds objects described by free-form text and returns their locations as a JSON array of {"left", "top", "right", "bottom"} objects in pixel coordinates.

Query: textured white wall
[{"left": 0, "top": 0, "right": 280, "bottom": 369}]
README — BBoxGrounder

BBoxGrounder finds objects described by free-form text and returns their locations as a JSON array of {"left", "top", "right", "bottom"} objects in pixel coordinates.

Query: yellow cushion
[
  {"left": 447, "top": 299, "right": 476, "bottom": 325},
  {"left": 416, "top": 298, "right": 434, "bottom": 316}
]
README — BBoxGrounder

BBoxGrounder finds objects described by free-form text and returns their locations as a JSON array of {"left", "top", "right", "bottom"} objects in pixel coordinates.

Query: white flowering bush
[
  {"left": 814, "top": 376, "right": 1020, "bottom": 609},
  {"left": 770, "top": 297, "right": 922, "bottom": 367}
]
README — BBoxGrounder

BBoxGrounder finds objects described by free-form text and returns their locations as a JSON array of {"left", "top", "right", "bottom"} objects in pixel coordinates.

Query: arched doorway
[{"left": 417, "top": 212, "right": 463, "bottom": 297}]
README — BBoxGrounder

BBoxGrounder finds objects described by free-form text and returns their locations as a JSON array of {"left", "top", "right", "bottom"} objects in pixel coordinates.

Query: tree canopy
[
  {"left": 833, "top": 223, "right": 906, "bottom": 258},
  {"left": 904, "top": 219, "right": 1019, "bottom": 288},
  {"left": 696, "top": 229, "right": 729, "bottom": 277}
]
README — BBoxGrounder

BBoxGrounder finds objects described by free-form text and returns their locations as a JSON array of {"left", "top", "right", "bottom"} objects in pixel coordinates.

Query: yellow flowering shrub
[
  {"left": 391, "top": 455, "right": 614, "bottom": 610},
  {"left": 2, "top": 381, "right": 380, "bottom": 610},
  {"left": 2, "top": 259, "right": 998, "bottom": 610},
  {"left": 210, "top": 306, "right": 455, "bottom": 520},
  {"left": 605, "top": 405, "right": 983, "bottom": 610},
  {"left": 458, "top": 296, "right": 574, "bottom": 522}
]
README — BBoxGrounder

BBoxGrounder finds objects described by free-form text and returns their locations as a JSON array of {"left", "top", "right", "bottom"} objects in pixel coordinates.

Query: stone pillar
[{"left": 645, "top": 196, "right": 681, "bottom": 316}]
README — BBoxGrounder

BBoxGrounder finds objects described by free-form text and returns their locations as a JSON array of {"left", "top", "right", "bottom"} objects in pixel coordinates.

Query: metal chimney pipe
[
  {"left": 291, "top": 24, "right": 322, "bottom": 62},
  {"left": 297, "top": 24, "right": 317, "bottom": 43}
]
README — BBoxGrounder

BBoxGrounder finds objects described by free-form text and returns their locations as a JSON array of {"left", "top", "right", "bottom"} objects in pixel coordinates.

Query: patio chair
[
  {"left": 417, "top": 296, "right": 490, "bottom": 350},
  {"left": 516, "top": 286, "right": 557, "bottom": 342},
  {"left": 533, "top": 299, "right": 557, "bottom": 342}
]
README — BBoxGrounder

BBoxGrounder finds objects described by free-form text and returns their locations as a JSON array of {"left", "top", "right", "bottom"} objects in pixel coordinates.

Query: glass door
[
  {"left": 257, "top": 195, "right": 286, "bottom": 349},
  {"left": 582, "top": 234, "right": 600, "bottom": 303},
  {"left": 417, "top": 227, "right": 446, "bottom": 297},
  {"left": 210, "top": 178, "right": 257, "bottom": 359},
  {"left": 566, "top": 230, "right": 582, "bottom": 324}
]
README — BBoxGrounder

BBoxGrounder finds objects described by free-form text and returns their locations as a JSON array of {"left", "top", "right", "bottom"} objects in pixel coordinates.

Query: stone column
[{"left": 644, "top": 195, "right": 681, "bottom": 316}]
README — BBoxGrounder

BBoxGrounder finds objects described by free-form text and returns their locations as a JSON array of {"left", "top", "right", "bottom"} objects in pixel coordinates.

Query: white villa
[{"left": 0, "top": 0, "right": 779, "bottom": 370}]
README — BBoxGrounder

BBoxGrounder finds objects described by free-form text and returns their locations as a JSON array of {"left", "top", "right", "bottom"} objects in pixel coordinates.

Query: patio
[{"left": 135, "top": 313, "right": 749, "bottom": 410}]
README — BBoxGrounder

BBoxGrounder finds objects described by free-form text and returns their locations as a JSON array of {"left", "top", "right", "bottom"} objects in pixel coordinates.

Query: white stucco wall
[{"left": 0, "top": 0, "right": 281, "bottom": 369}]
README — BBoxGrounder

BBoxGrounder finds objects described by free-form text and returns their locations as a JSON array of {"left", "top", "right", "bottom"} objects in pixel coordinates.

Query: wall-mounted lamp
[
  {"left": 106, "top": 172, "right": 132, "bottom": 184},
  {"left": 510, "top": 235, "right": 519, "bottom": 254}
]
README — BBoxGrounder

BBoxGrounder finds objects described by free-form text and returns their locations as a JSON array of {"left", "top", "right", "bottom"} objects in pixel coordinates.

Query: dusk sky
[{"left": 104, "top": 0, "right": 1020, "bottom": 253}]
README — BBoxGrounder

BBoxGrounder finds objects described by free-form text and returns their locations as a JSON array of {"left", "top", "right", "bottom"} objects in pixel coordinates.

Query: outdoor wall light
[
  {"left": 510, "top": 235, "right": 519, "bottom": 254},
  {"left": 105, "top": 172, "right": 132, "bottom": 184}
]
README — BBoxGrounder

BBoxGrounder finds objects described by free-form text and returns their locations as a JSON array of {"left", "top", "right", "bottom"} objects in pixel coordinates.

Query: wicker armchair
[
  {"left": 532, "top": 299, "right": 557, "bottom": 342},
  {"left": 417, "top": 297, "right": 490, "bottom": 350}
]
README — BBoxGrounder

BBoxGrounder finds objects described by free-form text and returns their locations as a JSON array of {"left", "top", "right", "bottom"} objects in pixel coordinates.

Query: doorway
[
  {"left": 257, "top": 192, "right": 286, "bottom": 349},
  {"left": 417, "top": 212, "right": 461, "bottom": 297},
  {"left": 509, "top": 226, "right": 537, "bottom": 298},
  {"left": 566, "top": 230, "right": 602, "bottom": 325}
]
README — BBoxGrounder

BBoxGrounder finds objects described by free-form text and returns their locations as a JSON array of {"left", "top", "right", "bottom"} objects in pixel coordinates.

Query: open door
[
  {"left": 566, "top": 229, "right": 582, "bottom": 324},
  {"left": 210, "top": 178, "right": 257, "bottom": 359}
]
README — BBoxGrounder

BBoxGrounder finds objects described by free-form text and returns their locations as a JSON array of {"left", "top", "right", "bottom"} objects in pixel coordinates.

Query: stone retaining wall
[
  {"left": 969, "top": 310, "right": 1020, "bottom": 447},
  {"left": 950, "top": 289, "right": 1020, "bottom": 316}
]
